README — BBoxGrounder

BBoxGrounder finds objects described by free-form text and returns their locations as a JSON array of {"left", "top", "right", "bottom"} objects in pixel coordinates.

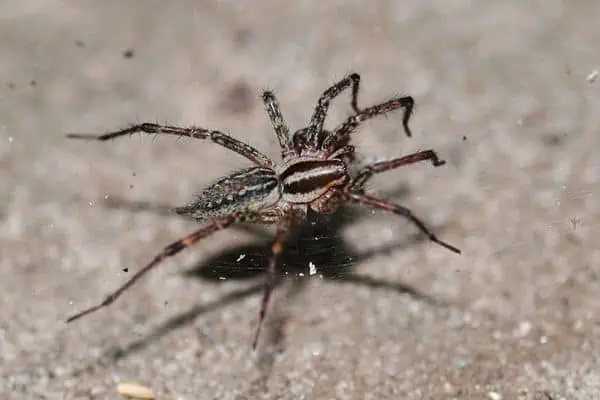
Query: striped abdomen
[
  {"left": 280, "top": 159, "right": 348, "bottom": 203},
  {"left": 176, "top": 167, "right": 280, "bottom": 220}
]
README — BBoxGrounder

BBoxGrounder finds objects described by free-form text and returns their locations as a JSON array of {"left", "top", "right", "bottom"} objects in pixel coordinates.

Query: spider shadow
[
  {"left": 186, "top": 207, "right": 436, "bottom": 293},
  {"left": 101, "top": 188, "right": 440, "bottom": 298},
  {"left": 89, "top": 189, "right": 449, "bottom": 372},
  {"left": 182, "top": 202, "right": 446, "bottom": 380}
]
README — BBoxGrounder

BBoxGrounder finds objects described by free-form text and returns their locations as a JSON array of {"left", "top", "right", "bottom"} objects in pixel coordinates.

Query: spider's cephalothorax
[{"left": 66, "top": 73, "right": 461, "bottom": 349}]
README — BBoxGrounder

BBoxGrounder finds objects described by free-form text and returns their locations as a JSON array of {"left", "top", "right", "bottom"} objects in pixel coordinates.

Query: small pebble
[
  {"left": 514, "top": 320, "right": 531, "bottom": 337},
  {"left": 488, "top": 391, "right": 502, "bottom": 400},
  {"left": 123, "top": 49, "right": 135, "bottom": 59},
  {"left": 117, "top": 382, "right": 156, "bottom": 399}
]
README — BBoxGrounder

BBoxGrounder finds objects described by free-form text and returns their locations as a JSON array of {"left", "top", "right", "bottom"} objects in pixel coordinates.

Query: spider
[{"left": 66, "top": 73, "right": 461, "bottom": 349}]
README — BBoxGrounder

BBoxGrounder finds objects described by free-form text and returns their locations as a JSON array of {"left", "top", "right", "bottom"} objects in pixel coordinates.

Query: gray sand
[{"left": 1, "top": 1, "right": 599, "bottom": 399}]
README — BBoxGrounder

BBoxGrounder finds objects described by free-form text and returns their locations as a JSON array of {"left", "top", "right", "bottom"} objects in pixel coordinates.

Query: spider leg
[
  {"left": 262, "top": 91, "right": 293, "bottom": 156},
  {"left": 324, "top": 95, "right": 414, "bottom": 151},
  {"left": 253, "top": 214, "right": 294, "bottom": 349},
  {"left": 67, "top": 123, "right": 273, "bottom": 168},
  {"left": 65, "top": 217, "right": 235, "bottom": 323},
  {"left": 306, "top": 73, "right": 361, "bottom": 149},
  {"left": 351, "top": 150, "right": 445, "bottom": 190},
  {"left": 345, "top": 192, "right": 461, "bottom": 254}
]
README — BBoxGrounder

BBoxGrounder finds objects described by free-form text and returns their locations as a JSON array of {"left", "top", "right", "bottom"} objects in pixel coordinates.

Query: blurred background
[{"left": 1, "top": 1, "right": 599, "bottom": 398}]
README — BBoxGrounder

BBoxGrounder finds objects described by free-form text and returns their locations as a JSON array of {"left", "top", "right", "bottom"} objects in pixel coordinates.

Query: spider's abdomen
[
  {"left": 176, "top": 167, "right": 280, "bottom": 220},
  {"left": 280, "top": 159, "right": 348, "bottom": 203}
]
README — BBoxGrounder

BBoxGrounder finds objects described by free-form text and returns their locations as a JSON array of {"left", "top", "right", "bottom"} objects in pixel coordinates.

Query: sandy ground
[{"left": 1, "top": 1, "right": 600, "bottom": 399}]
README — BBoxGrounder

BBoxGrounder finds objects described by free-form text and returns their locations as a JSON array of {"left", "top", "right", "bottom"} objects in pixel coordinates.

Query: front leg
[
  {"left": 306, "top": 73, "right": 361, "bottom": 149},
  {"left": 324, "top": 95, "right": 414, "bottom": 151},
  {"left": 262, "top": 91, "right": 293, "bottom": 157}
]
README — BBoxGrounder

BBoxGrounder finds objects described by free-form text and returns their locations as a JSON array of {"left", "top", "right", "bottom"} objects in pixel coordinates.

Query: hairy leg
[
  {"left": 68, "top": 122, "right": 273, "bottom": 168},
  {"left": 351, "top": 150, "right": 445, "bottom": 189},
  {"left": 66, "top": 217, "right": 235, "bottom": 323},
  {"left": 253, "top": 214, "right": 295, "bottom": 349},
  {"left": 306, "top": 73, "right": 361, "bottom": 149},
  {"left": 262, "top": 91, "right": 293, "bottom": 156},
  {"left": 324, "top": 95, "right": 414, "bottom": 151},
  {"left": 345, "top": 192, "right": 460, "bottom": 254}
]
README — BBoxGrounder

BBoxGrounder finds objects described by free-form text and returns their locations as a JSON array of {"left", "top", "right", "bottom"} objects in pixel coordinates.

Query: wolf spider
[{"left": 66, "top": 73, "right": 460, "bottom": 349}]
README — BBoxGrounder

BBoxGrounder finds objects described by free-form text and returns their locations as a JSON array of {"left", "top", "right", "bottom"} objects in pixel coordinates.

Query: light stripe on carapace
[{"left": 280, "top": 159, "right": 348, "bottom": 203}]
